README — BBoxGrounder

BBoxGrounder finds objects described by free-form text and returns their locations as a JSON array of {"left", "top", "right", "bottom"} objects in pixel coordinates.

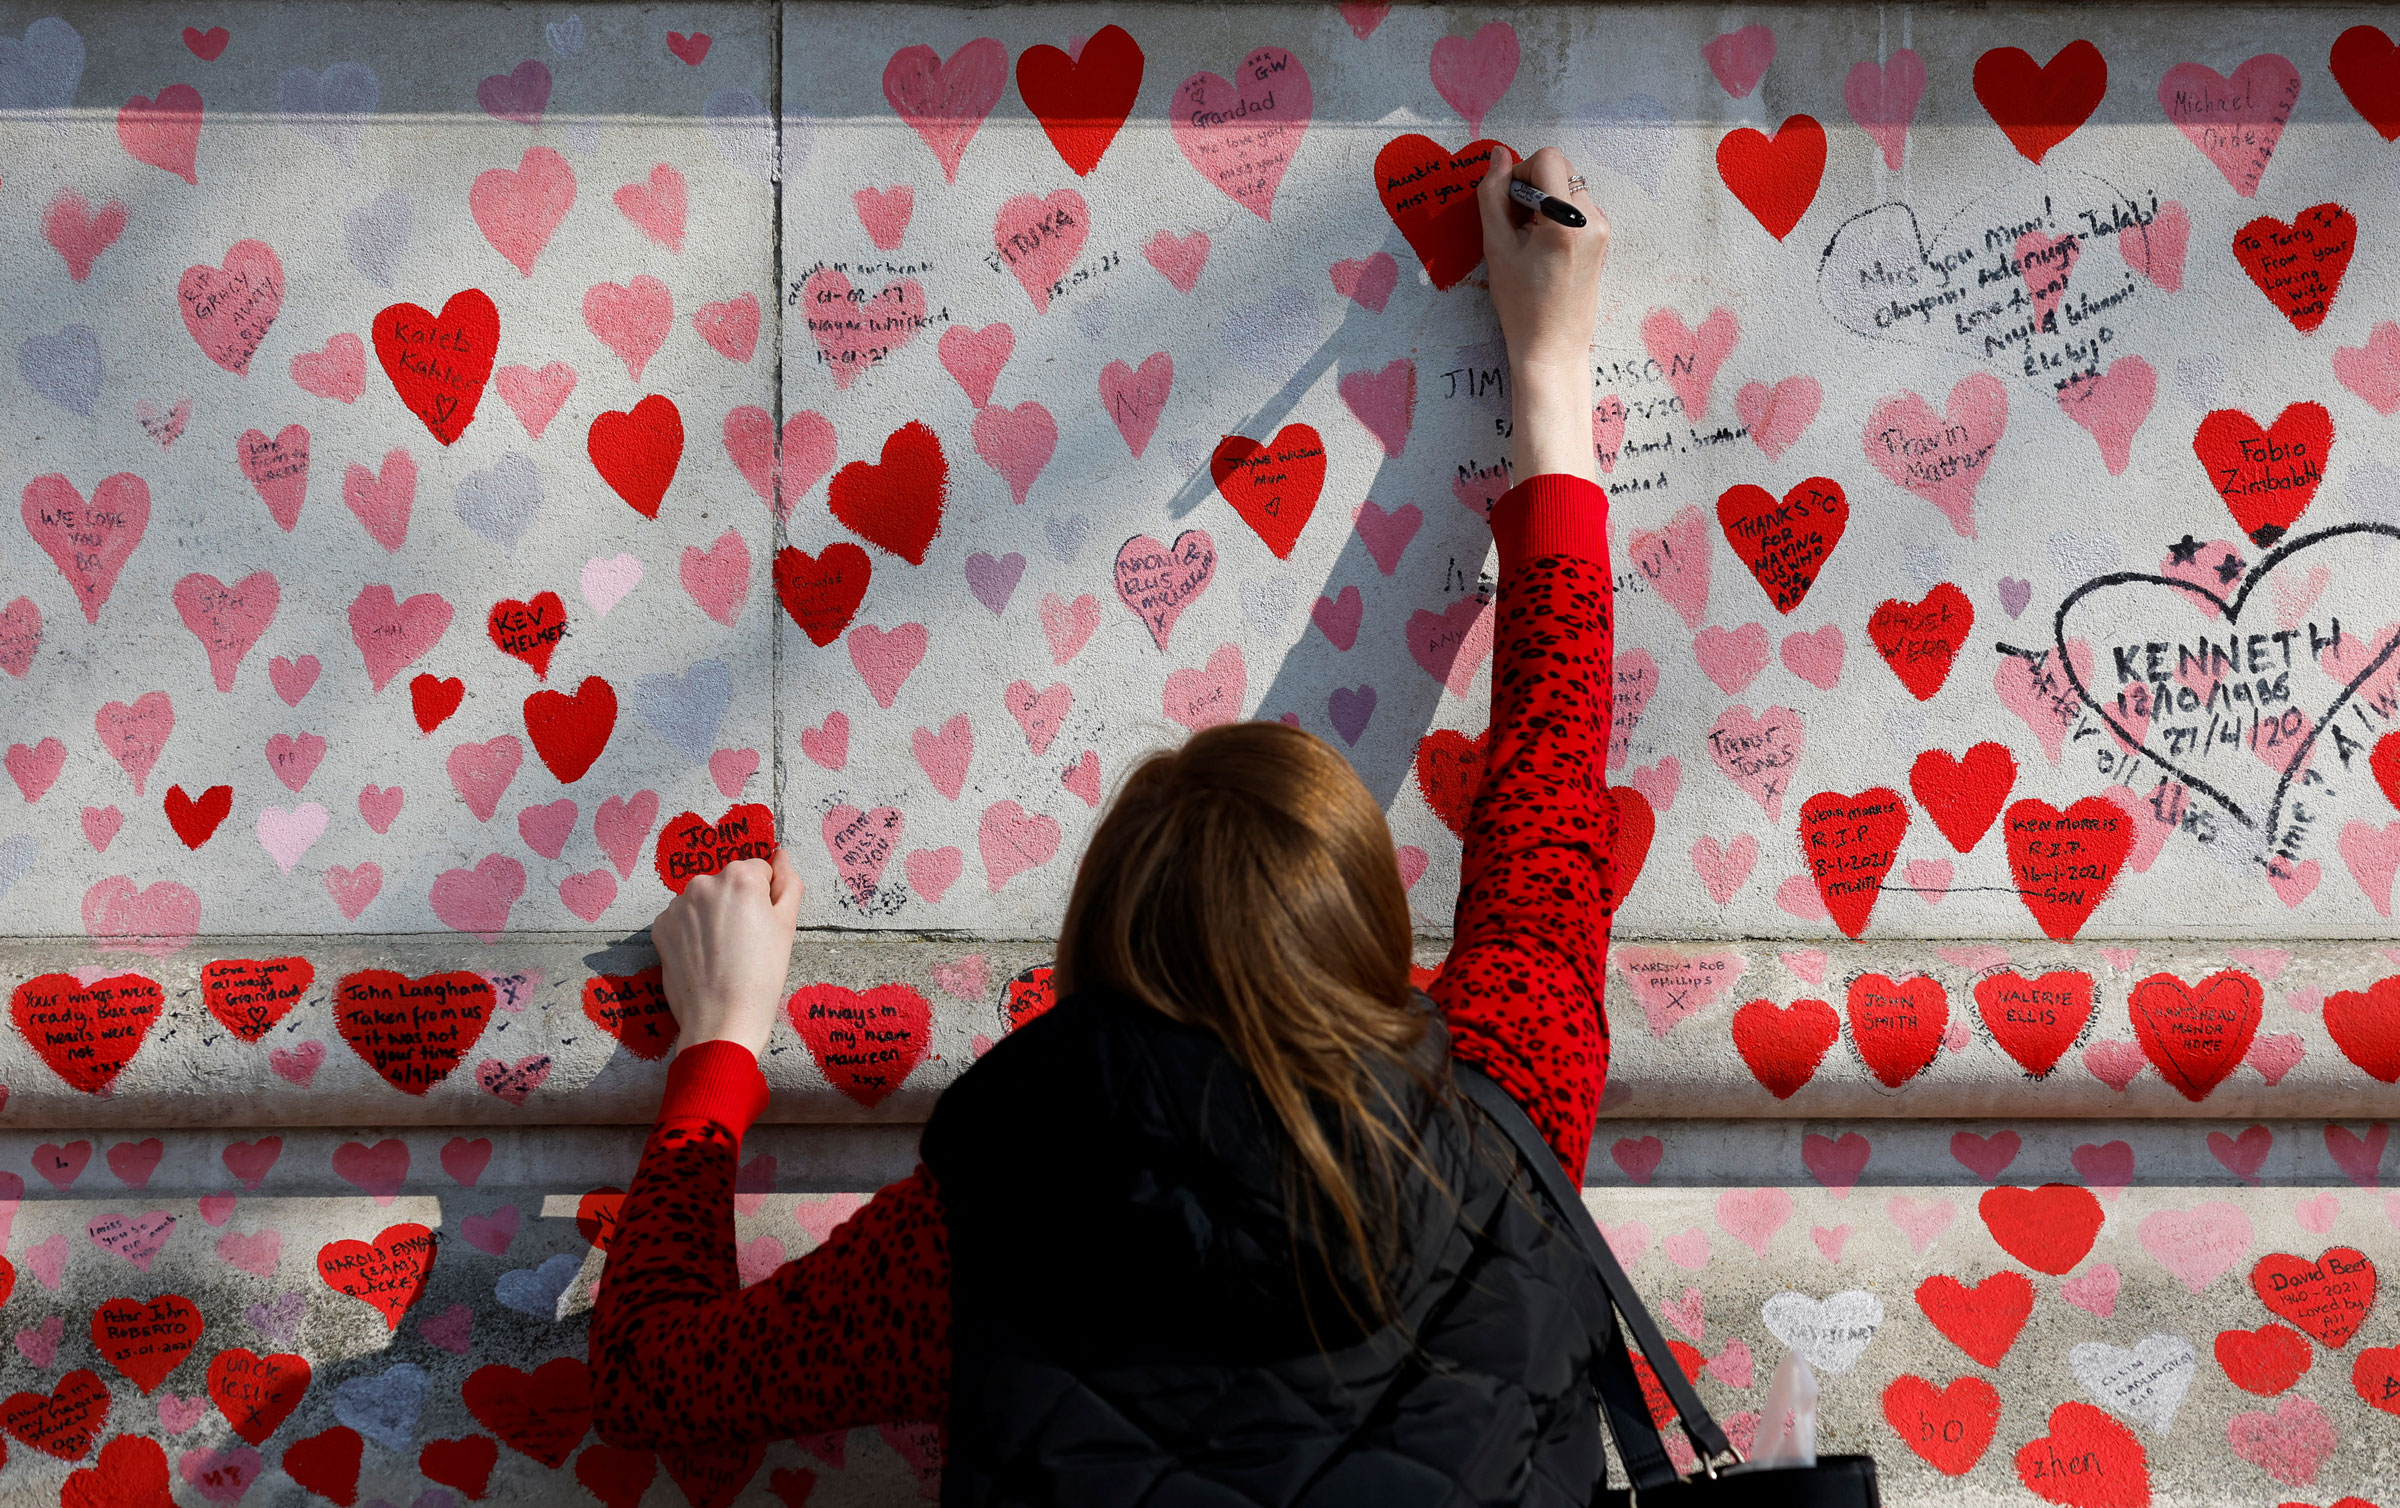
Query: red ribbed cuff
[
  {"left": 1490, "top": 474, "right": 1610, "bottom": 578},
  {"left": 659, "top": 1039, "right": 771, "bottom": 1139}
]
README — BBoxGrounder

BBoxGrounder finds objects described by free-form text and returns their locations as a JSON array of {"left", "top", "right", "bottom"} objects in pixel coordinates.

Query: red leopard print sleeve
[{"left": 588, "top": 473, "right": 1614, "bottom": 1441}]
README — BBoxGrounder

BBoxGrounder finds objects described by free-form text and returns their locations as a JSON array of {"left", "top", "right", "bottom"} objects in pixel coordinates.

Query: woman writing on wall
[{"left": 591, "top": 145, "right": 1621, "bottom": 1504}]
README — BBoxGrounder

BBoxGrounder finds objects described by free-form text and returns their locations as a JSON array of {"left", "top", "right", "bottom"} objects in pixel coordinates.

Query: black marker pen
[{"left": 1507, "top": 178, "right": 1587, "bottom": 228}]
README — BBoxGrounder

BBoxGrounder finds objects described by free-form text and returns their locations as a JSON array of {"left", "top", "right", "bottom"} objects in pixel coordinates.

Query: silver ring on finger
[{"left": 1566, "top": 175, "right": 1589, "bottom": 192}]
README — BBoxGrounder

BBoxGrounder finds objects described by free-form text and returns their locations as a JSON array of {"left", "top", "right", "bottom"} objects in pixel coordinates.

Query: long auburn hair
[{"left": 1055, "top": 720, "right": 1444, "bottom": 1326}]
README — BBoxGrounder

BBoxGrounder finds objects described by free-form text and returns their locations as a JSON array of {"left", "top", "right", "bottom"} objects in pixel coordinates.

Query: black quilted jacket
[{"left": 921, "top": 988, "right": 1615, "bottom": 1507}]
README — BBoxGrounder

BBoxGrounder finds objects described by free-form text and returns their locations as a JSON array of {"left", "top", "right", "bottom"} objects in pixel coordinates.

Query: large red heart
[
  {"left": 1973, "top": 970, "right": 2094, "bottom": 1079},
  {"left": 2, "top": 1368, "right": 112, "bottom": 1460},
  {"left": 90, "top": 1293, "right": 202, "bottom": 1394},
  {"left": 316, "top": 1223, "right": 437, "bottom": 1329},
  {"left": 2012, "top": 1400, "right": 2148, "bottom": 1507},
  {"left": 772, "top": 543, "right": 872, "bottom": 647},
  {"left": 523, "top": 675, "right": 617, "bottom": 783},
  {"left": 582, "top": 967, "right": 679, "bottom": 1062},
  {"left": 207, "top": 1348, "right": 311, "bottom": 1446},
  {"left": 165, "top": 783, "right": 233, "bottom": 849},
  {"left": 10, "top": 973, "right": 165, "bottom": 1093},
  {"left": 1716, "top": 114, "right": 1825, "bottom": 241},
  {"left": 1717, "top": 478, "right": 1847, "bottom": 614},
  {"left": 420, "top": 1436, "right": 500, "bottom": 1499},
  {"left": 590, "top": 395, "right": 685, "bottom": 518},
  {"left": 488, "top": 592, "right": 568, "bottom": 680},
  {"left": 1798, "top": 787, "right": 1909, "bottom": 938},
  {"left": 1978, "top": 1184, "right": 2105, "bottom": 1275},
  {"left": 1413, "top": 726, "right": 1490, "bottom": 838},
  {"left": 465, "top": 1358, "right": 592, "bottom": 1468},
  {"left": 1015, "top": 24, "right": 1144, "bottom": 176},
  {"left": 2325, "top": 974, "right": 2400, "bottom": 1082},
  {"left": 2332, "top": 24, "right": 2400, "bottom": 140},
  {"left": 1882, "top": 1374, "right": 2000, "bottom": 1477},
  {"left": 1211, "top": 424, "right": 1326, "bottom": 560},
  {"left": 372, "top": 289, "right": 498, "bottom": 446},
  {"left": 785, "top": 983, "right": 931, "bottom": 1107},
  {"left": 2192, "top": 401, "right": 2334, "bottom": 546},
  {"left": 2251, "top": 1247, "right": 2377, "bottom": 1347},
  {"left": 1974, "top": 40, "right": 2108, "bottom": 165},
  {"left": 333, "top": 970, "right": 495, "bottom": 1096},
  {"left": 1869, "top": 583, "right": 1973, "bottom": 701},
  {"left": 2213, "top": 1322, "right": 2312, "bottom": 1396},
  {"left": 2002, "top": 797, "right": 2131, "bottom": 941},
  {"left": 2232, "top": 203, "right": 2357, "bottom": 335},
  {"left": 1373, "top": 134, "right": 1510, "bottom": 291},
  {"left": 63, "top": 1435, "right": 172, "bottom": 1508},
  {"left": 282, "top": 1427, "right": 364, "bottom": 1503},
  {"left": 1910, "top": 742, "right": 2016, "bottom": 853},
  {"left": 829, "top": 420, "right": 946, "bottom": 564},
  {"left": 654, "top": 803, "right": 776, "bottom": 894},
  {"left": 2128, "top": 968, "right": 2261, "bottom": 1102},
  {"left": 201, "top": 956, "right": 314, "bottom": 1042},
  {"left": 1608, "top": 785, "right": 1653, "bottom": 903},
  {"left": 1729, "top": 996, "right": 1839, "bottom": 1100},
  {"left": 1914, "top": 1271, "right": 2034, "bottom": 1368},
  {"left": 1846, "top": 972, "right": 1946, "bottom": 1088}
]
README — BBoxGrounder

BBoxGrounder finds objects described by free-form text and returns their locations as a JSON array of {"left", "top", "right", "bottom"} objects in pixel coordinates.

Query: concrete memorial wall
[{"left": 2, "top": 0, "right": 2399, "bottom": 1501}]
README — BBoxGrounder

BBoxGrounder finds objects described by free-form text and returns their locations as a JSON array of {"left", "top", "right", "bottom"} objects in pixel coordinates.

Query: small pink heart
[
  {"left": 1663, "top": 1226, "right": 1711, "bottom": 1269},
  {"left": 476, "top": 1054, "right": 552, "bottom": 1105},
  {"left": 2061, "top": 1262, "right": 2121, "bottom": 1317},
  {"left": 930, "top": 954, "right": 990, "bottom": 1002},
  {"left": 852, "top": 186, "right": 915, "bottom": 250},
  {"left": 80, "top": 805, "right": 123, "bottom": 852},
  {"left": 419, "top": 1301, "right": 473, "bottom": 1355},
  {"left": 2083, "top": 1039, "right": 2146, "bottom": 1092},
  {"left": 268, "top": 653, "right": 320, "bottom": 706},
  {"left": 198, "top": 1192, "right": 237, "bottom": 1225},
  {"left": 1395, "top": 844, "right": 1428, "bottom": 890},
  {"left": 15, "top": 1314, "right": 63, "bottom": 1365},
  {"left": 2295, "top": 1192, "right": 2341, "bottom": 1234},
  {"left": 269, "top": 1040, "right": 326, "bottom": 1086},
  {"left": 1706, "top": 1337, "right": 1755, "bottom": 1389},
  {"left": 709, "top": 747, "right": 760, "bottom": 799},
  {"left": 1061, "top": 750, "right": 1102, "bottom": 808},
  {"left": 25, "top": 1233, "right": 69, "bottom": 1289},
  {"left": 2247, "top": 1032, "right": 2304, "bottom": 1086},
  {"left": 461, "top": 1204, "right": 521, "bottom": 1255},
  {"left": 1781, "top": 949, "right": 1828, "bottom": 985},
  {"left": 1810, "top": 1225, "right": 1851, "bottom": 1263},
  {"left": 1611, "top": 1136, "right": 1664, "bottom": 1185},
  {"left": 155, "top": 1390, "right": 209, "bottom": 1434},
  {"left": 799, "top": 712, "right": 849, "bottom": 771}
]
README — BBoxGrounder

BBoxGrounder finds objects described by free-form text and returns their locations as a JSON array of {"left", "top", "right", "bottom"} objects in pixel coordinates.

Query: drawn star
[
  {"left": 2215, "top": 552, "right": 2246, "bottom": 584},
  {"left": 2167, "top": 534, "right": 2204, "bottom": 565}
]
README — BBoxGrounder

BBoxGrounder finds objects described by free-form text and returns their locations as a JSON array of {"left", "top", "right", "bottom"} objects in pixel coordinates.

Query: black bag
[{"left": 1453, "top": 1066, "right": 1881, "bottom": 1507}]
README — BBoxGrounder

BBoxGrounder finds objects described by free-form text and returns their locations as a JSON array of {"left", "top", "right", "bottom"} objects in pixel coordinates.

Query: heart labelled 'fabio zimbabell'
[
  {"left": 1798, "top": 787, "right": 1909, "bottom": 938},
  {"left": 654, "top": 803, "right": 776, "bottom": 894},
  {"left": 90, "top": 1293, "right": 202, "bottom": 1393},
  {"left": 1729, "top": 996, "right": 1840, "bottom": 1099},
  {"left": 2332, "top": 24, "right": 2400, "bottom": 140},
  {"left": 1910, "top": 741, "right": 2016, "bottom": 853},
  {"left": 2002, "top": 797, "right": 2131, "bottom": 941},
  {"left": 207, "top": 1348, "right": 311, "bottom": 1445},
  {"left": 1609, "top": 785, "right": 1655, "bottom": 902},
  {"left": 581, "top": 967, "right": 679, "bottom": 1062},
  {"left": 1974, "top": 970, "right": 2095, "bottom": 1078},
  {"left": 200, "top": 956, "right": 314, "bottom": 1043},
  {"left": 1979, "top": 1183, "right": 2105, "bottom": 1275},
  {"left": 2192, "top": 401, "right": 2333, "bottom": 547},
  {"left": 2214, "top": 1322, "right": 2313, "bottom": 1396},
  {"left": 463, "top": 1357, "right": 592, "bottom": 1468},
  {"left": 523, "top": 675, "right": 616, "bottom": 783},
  {"left": 1015, "top": 24, "right": 1144, "bottom": 176},
  {"left": 2013, "top": 1400, "right": 2148, "bottom": 1507},
  {"left": 2231, "top": 202, "right": 2356, "bottom": 335},
  {"left": 2251, "top": 1247, "right": 2377, "bottom": 1347},
  {"left": 773, "top": 542, "right": 872, "bottom": 647},
  {"left": 1717, "top": 478, "right": 1848, "bottom": 614},
  {"left": 316, "top": 1222, "right": 437, "bottom": 1329},
  {"left": 589, "top": 395, "right": 684, "bottom": 519},
  {"left": 2128, "top": 968, "right": 2262, "bottom": 1102},
  {"left": 1212, "top": 424, "right": 1327, "bottom": 560},
  {"left": 1883, "top": 1374, "right": 2001, "bottom": 1476},
  {"left": 830, "top": 420, "right": 947, "bottom": 564},
  {"left": 10, "top": 973, "right": 165, "bottom": 1093},
  {"left": 2324, "top": 974, "right": 2400, "bottom": 1081},
  {"left": 1869, "top": 582, "right": 1974, "bottom": 700},
  {"left": 1846, "top": 972, "right": 1947, "bottom": 1088},
  {"left": 166, "top": 783, "right": 233, "bottom": 849},
  {"left": 786, "top": 982, "right": 931, "bottom": 1107},
  {"left": 1716, "top": 114, "right": 1826, "bottom": 241},
  {"left": 1915, "top": 1270, "right": 2036, "bottom": 1368},
  {"left": 1973, "top": 40, "right": 2108, "bottom": 165},
  {"left": 372, "top": 289, "right": 499, "bottom": 446},
  {"left": 333, "top": 969, "right": 495, "bottom": 1096},
  {"left": 488, "top": 592, "right": 568, "bottom": 679},
  {"left": 411, "top": 673, "right": 465, "bottom": 734},
  {"left": 1414, "top": 726, "right": 1490, "bottom": 838},
  {"left": 1373, "top": 134, "right": 1510, "bottom": 291}
]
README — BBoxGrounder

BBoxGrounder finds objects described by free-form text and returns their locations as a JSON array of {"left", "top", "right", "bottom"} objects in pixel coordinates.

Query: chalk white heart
[
  {"left": 1759, "top": 1290, "right": 1883, "bottom": 1375},
  {"left": 2068, "top": 1333, "right": 2195, "bottom": 1434}
]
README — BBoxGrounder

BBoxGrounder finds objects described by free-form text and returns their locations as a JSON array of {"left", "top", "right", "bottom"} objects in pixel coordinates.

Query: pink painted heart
[
  {"left": 557, "top": 869, "right": 616, "bottom": 922},
  {"left": 419, "top": 1301, "right": 473, "bottom": 1354},
  {"left": 475, "top": 1054, "right": 551, "bottom": 1105},
  {"left": 267, "top": 654, "right": 320, "bottom": 708},
  {"left": 43, "top": 190, "right": 127, "bottom": 282},
  {"left": 430, "top": 853, "right": 527, "bottom": 941},
  {"left": 2061, "top": 1262, "right": 2121, "bottom": 1317},
  {"left": 1039, "top": 592, "right": 1100, "bottom": 665},
  {"left": 802, "top": 268, "right": 927, "bottom": 389},
  {"left": 853, "top": 185, "right": 915, "bottom": 249},
  {"left": 937, "top": 322, "right": 1014, "bottom": 408},
  {"left": 471, "top": 146, "right": 576, "bottom": 276},
  {"left": 1626, "top": 503, "right": 1711, "bottom": 631},
  {"left": 1113, "top": 531, "right": 1216, "bottom": 651},
  {"left": 882, "top": 38, "right": 1008, "bottom": 184},
  {"left": 1779, "top": 625, "right": 1844, "bottom": 689},
  {"left": 1352, "top": 501, "right": 1422, "bottom": 576},
  {"left": 87, "top": 1210, "right": 176, "bottom": 1270},
  {"left": 1142, "top": 229, "right": 1211, "bottom": 291},
  {"left": 1338, "top": 359, "right": 1416, "bottom": 458},
  {"left": 1613, "top": 944, "right": 1746, "bottom": 1038},
  {"left": 2334, "top": 321, "right": 2400, "bottom": 415},
  {"left": 680, "top": 528, "right": 751, "bottom": 626},
  {"left": 119, "top": 84, "right": 204, "bottom": 183},
  {"left": 2119, "top": 198, "right": 2189, "bottom": 292},
  {"left": 83, "top": 875, "right": 200, "bottom": 955},
  {"left": 1331, "top": 252, "right": 1398, "bottom": 314},
  {"left": 23, "top": 471, "right": 150, "bottom": 623},
  {"left": 2137, "top": 1200, "right": 2250, "bottom": 1292},
  {"left": 289, "top": 333, "right": 365, "bottom": 404},
  {"left": 1695, "top": 623, "right": 1769, "bottom": 695},
  {"left": 179, "top": 239, "right": 284, "bottom": 375},
  {"left": 613, "top": 162, "right": 687, "bottom": 250},
  {"left": 1715, "top": 1186, "right": 1791, "bottom": 1257},
  {"left": 1312, "top": 586, "right": 1363, "bottom": 651},
  {"left": 1003, "top": 681, "right": 1072, "bottom": 756},
  {"left": 332, "top": 1138, "right": 409, "bottom": 1203},
  {"left": 584, "top": 274, "right": 674, "bottom": 383},
  {"left": 1863, "top": 374, "right": 2007, "bottom": 538},
  {"left": 2246, "top": 1032, "right": 2304, "bottom": 1085},
  {"left": 1170, "top": 47, "right": 1312, "bottom": 218},
  {"left": 1735, "top": 376, "right": 1820, "bottom": 461},
  {"left": 1429, "top": 21, "right": 1518, "bottom": 133},
  {"left": 478, "top": 58, "right": 552, "bottom": 123},
  {"left": 16, "top": 1314, "right": 63, "bottom": 1363},
  {"left": 515, "top": 799, "right": 576, "bottom": 860},
  {"left": 822, "top": 804, "right": 902, "bottom": 906},
  {"left": 1886, "top": 1194, "right": 1955, "bottom": 1254},
  {"left": 1702, "top": 24, "right": 1776, "bottom": 98},
  {"left": 911, "top": 717, "right": 974, "bottom": 800},
  {"left": 156, "top": 1392, "right": 210, "bottom": 1435},
  {"left": 979, "top": 801, "right": 1060, "bottom": 891},
  {"left": 905, "top": 846, "right": 962, "bottom": 903},
  {"left": 723, "top": 406, "right": 837, "bottom": 517},
  {"left": 1099, "top": 352, "right": 1174, "bottom": 459},
  {"left": 2056, "top": 355, "right": 2156, "bottom": 477},
  {"left": 1692, "top": 835, "right": 1758, "bottom": 904},
  {"left": 2158, "top": 55, "right": 2300, "bottom": 197},
  {"left": 2340, "top": 820, "right": 2400, "bottom": 917},
  {"left": 447, "top": 736, "right": 522, "bottom": 823},
  {"left": 339, "top": 449, "right": 415, "bottom": 554},
  {"left": 709, "top": 748, "right": 759, "bottom": 799},
  {"left": 593, "top": 791, "right": 659, "bottom": 878},
  {"left": 461, "top": 1204, "right": 520, "bottom": 1255},
  {"left": 1406, "top": 595, "right": 1495, "bottom": 695},
  {"left": 1164, "top": 644, "right": 1246, "bottom": 731},
  {"left": 173, "top": 571, "right": 279, "bottom": 692},
  {"left": 268, "top": 1040, "right": 325, "bottom": 1085},
  {"left": 1706, "top": 703, "right": 1803, "bottom": 821},
  {"left": 692, "top": 293, "right": 761, "bottom": 363},
  {"left": 848, "top": 622, "right": 927, "bottom": 709},
  {"left": 798, "top": 712, "right": 849, "bottom": 771},
  {"left": 81, "top": 805, "right": 123, "bottom": 851},
  {"left": 496, "top": 361, "right": 577, "bottom": 439},
  {"left": 971, "top": 401, "right": 1056, "bottom": 506},
  {"left": 1844, "top": 49, "right": 1926, "bottom": 170},
  {"left": 1593, "top": 395, "right": 1626, "bottom": 474},
  {"left": 1641, "top": 307, "right": 1739, "bottom": 419},
  {"left": 1063, "top": 751, "right": 1102, "bottom": 807},
  {"left": 2083, "top": 1039, "right": 2147, "bottom": 1091},
  {"left": 993, "top": 190, "right": 1090, "bottom": 314},
  {"left": 1628, "top": 757, "right": 1681, "bottom": 814},
  {"left": 0, "top": 595, "right": 39, "bottom": 678},
  {"left": 1802, "top": 1131, "right": 1871, "bottom": 1196},
  {"left": 2225, "top": 1394, "right": 2335, "bottom": 1485}
]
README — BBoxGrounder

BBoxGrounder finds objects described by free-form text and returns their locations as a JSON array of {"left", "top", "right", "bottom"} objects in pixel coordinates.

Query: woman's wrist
[{"left": 1510, "top": 360, "right": 1598, "bottom": 485}]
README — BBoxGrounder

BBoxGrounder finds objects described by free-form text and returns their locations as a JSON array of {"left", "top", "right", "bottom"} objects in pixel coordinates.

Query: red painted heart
[
  {"left": 333, "top": 970, "right": 495, "bottom": 1096},
  {"left": 1798, "top": 787, "right": 1909, "bottom": 938},
  {"left": 1869, "top": 582, "right": 1974, "bottom": 700},
  {"left": 2231, "top": 202, "right": 2356, "bottom": 335},
  {"left": 1973, "top": 970, "right": 2094, "bottom": 1079},
  {"left": 1974, "top": 41, "right": 2108, "bottom": 165},
  {"left": 1846, "top": 972, "right": 1946, "bottom": 1088},
  {"left": 2128, "top": 968, "right": 2261, "bottom": 1102},
  {"left": 1413, "top": 726, "right": 1489, "bottom": 839},
  {"left": 1717, "top": 477, "right": 1848, "bottom": 614},
  {"left": 10, "top": 973, "right": 165, "bottom": 1093},
  {"left": 1729, "top": 996, "right": 1839, "bottom": 1100},
  {"left": 1015, "top": 24, "right": 1144, "bottom": 176},
  {"left": 654, "top": 803, "right": 777, "bottom": 894},
  {"left": 487, "top": 591, "right": 568, "bottom": 679},
  {"left": 464, "top": 1357, "right": 592, "bottom": 1468},
  {"left": 316, "top": 1223, "right": 438, "bottom": 1329},
  {"left": 772, "top": 542, "right": 872, "bottom": 647},
  {"left": 1979, "top": 1183, "right": 2105, "bottom": 1275},
  {"left": 90, "top": 1293, "right": 202, "bottom": 1393},
  {"left": 589, "top": 394, "right": 685, "bottom": 519},
  {"left": 1372, "top": 134, "right": 1509, "bottom": 291},
  {"left": 2002, "top": 796, "right": 2131, "bottom": 941},
  {"left": 372, "top": 289, "right": 498, "bottom": 446},
  {"left": 2324, "top": 974, "right": 2400, "bottom": 1082},
  {"left": 2251, "top": 1247, "right": 2376, "bottom": 1348},
  {"left": 1210, "top": 424, "right": 1326, "bottom": 560},
  {"left": 523, "top": 675, "right": 617, "bottom": 783},
  {"left": 828, "top": 420, "right": 947, "bottom": 564},
  {"left": 1716, "top": 114, "right": 1825, "bottom": 240},
  {"left": 200, "top": 956, "right": 313, "bottom": 1043},
  {"left": 581, "top": 967, "right": 679, "bottom": 1062},
  {"left": 2192, "top": 401, "right": 2334, "bottom": 547},
  {"left": 1909, "top": 741, "right": 2016, "bottom": 854},
  {"left": 207, "top": 1348, "right": 311, "bottom": 1446},
  {"left": 785, "top": 983, "right": 931, "bottom": 1107}
]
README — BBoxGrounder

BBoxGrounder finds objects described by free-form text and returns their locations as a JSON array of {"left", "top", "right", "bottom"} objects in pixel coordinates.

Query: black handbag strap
[{"left": 1452, "top": 1063, "right": 1733, "bottom": 1478}]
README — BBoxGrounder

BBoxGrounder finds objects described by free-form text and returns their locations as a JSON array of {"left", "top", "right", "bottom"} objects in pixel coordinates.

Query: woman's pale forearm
[{"left": 1511, "top": 362, "right": 1598, "bottom": 485}]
